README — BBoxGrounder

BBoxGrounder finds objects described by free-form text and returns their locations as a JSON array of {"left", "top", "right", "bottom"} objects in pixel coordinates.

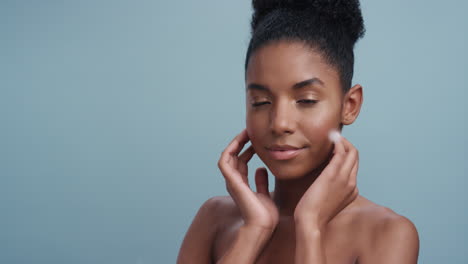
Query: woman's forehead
[{"left": 245, "top": 42, "right": 340, "bottom": 94}]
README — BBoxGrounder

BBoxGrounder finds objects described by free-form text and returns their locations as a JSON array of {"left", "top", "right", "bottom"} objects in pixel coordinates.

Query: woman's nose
[{"left": 270, "top": 100, "right": 296, "bottom": 135}]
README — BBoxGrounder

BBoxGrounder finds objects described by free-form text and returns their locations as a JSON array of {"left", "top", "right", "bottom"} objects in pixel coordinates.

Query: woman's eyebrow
[{"left": 246, "top": 77, "right": 324, "bottom": 92}]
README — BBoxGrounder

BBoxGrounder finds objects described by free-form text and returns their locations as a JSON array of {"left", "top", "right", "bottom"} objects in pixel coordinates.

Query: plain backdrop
[{"left": 1, "top": 0, "right": 467, "bottom": 263}]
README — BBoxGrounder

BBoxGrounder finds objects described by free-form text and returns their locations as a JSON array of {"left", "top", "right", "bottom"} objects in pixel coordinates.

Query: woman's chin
[
  {"left": 265, "top": 163, "right": 311, "bottom": 180},
  {"left": 260, "top": 153, "right": 330, "bottom": 180}
]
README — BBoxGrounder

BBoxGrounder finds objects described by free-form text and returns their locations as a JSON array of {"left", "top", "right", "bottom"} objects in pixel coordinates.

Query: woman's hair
[{"left": 245, "top": 0, "right": 365, "bottom": 94}]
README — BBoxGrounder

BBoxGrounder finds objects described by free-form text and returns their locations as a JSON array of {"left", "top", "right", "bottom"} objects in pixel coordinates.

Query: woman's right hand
[{"left": 217, "top": 128, "right": 279, "bottom": 231}]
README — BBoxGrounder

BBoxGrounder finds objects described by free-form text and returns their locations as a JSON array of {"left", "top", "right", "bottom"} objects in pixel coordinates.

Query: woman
[{"left": 177, "top": 0, "right": 419, "bottom": 263}]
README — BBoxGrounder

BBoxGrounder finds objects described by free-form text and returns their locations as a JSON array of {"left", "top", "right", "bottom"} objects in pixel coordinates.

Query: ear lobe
[{"left": 341, "top": 84, "right": 363, "bottom": 125}]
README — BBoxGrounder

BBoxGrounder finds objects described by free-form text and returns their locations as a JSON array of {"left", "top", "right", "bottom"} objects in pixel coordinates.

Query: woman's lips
[{"left": 267, "top": 147, "right": 306, "bottom": 160}]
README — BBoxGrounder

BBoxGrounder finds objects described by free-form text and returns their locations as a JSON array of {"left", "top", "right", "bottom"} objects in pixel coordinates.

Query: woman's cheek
[
  {"left": 303, "top": 112, "right": 330, "bottom": 136},
  {"left": 246, "top": 118, "right": 262, "bottom": 148},
  {"left": 302, "top": 112, "right": 337, "bottom": 154}
]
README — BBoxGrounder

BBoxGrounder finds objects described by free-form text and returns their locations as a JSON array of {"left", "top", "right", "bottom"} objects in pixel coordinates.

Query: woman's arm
[
  {"left": 293, "top": 133, "right": 359, "bottom": 264},
  {"left": 216, "top": 225, "right": 274, "bottom": 264},
  {"left": 295, "top": 221, "right": 327, "bottom": 264},
  {"left": 215, "top": 129, "right": 279, "bottom": 263}
]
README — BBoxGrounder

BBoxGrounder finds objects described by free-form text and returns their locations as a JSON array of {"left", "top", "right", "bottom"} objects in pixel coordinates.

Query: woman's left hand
[{"left": 293, "top": 133, "right": 359, "bottom": 231}]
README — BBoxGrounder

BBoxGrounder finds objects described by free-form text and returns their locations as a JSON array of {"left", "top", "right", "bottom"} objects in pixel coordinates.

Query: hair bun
[{"left": 251, "top": 0, "right": 365, "bottom": 43}]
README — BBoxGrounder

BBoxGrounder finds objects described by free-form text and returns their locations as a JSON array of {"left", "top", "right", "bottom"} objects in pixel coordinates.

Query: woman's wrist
[
  {"left": 294, "top": 226, "right": 326, "bottom": 264},
  {"left": 243, "top": 224, "right": 276, "bottom": 234},
  {"left": 295, "top": 223, "right": 323, "bottom": 241},
  {"left": 216, "top": 225, "right": 274, "bottom": 264},
  {"left": 239, "top": 224, "right": 276, "bottom": 247},
  {"left": 294, "top": 214, "right": 325, "bottom": 233}
]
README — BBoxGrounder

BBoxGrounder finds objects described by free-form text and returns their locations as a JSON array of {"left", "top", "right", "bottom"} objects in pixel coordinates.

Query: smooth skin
[{"left": 177, "top": 41, "right": 419, "bottom": 264}]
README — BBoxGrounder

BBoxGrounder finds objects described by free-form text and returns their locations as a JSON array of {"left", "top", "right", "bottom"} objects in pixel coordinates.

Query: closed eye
[
  {"left": 252, "top": 101, "right": 270, "bottom": 107},
  {"left": 297, "top": 99, "right": 318, "bottom": 104},
  {"left": 252, "top": 100, "right": 318, "bottom": 107}
]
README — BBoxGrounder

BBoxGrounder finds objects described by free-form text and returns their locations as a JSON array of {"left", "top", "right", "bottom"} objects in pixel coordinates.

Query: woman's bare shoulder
[
  {"left": 350, "top": 195, "right": 417, "bottom": 230},
  {"left": 206, "top": 195, "right": 242, "bottom": 222},
  {"left": 349, "top": 195, "right": 420, "bottom": 262},
  {"left": 177, "top": 195, "right": 240, "bottom": 264}
]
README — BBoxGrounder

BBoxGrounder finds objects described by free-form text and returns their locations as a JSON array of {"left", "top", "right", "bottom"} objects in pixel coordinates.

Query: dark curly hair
[{"left": 245, "top": 0, "right": 365, "bottom": 94}]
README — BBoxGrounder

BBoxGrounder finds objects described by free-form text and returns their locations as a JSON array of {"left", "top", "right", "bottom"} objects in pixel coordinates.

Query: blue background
[{"left": 1, "top": 0, "right": 466, "bottom": 263}]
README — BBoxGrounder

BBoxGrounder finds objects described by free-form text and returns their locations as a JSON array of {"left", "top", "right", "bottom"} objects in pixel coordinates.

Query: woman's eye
[
  {"left": 252, "top": 101, "right": 270, "bottom": 107},
  {"left": 252, "top": 100, "right": 317, "bottom": 107},
  {"left": 297, "top": 99, "right": 318, "bottom": 104}
]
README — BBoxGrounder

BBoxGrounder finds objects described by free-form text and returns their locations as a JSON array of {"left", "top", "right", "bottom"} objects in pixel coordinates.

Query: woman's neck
[{"left": 271, "top": 150, "right": 333, "bottom": 217}]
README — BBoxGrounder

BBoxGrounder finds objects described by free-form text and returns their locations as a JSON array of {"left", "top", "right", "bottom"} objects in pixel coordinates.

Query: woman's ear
[{"left": 341, "top": 84, "right": 363, "bottom": 125}]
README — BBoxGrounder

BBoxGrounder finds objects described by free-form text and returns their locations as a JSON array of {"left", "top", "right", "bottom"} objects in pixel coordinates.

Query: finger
[
  {"left": 238, "top": 144, "right": 256, "bottom": 164},
  {"left": 331, "top": 131, "right": 345, "bottom": 155},
  {"left": 225, "top": 129, "right": 249, "bottom": 157},
  {"left": 237, "top": 145, "right": 255, "bottom": 179},
  {"left": 322, "top": 147, "right": 347, "bottom": 178},
  {"left": 349, "top": 155, "right": 359, "bottom": 186},
  {"left": 219, "top": 129, "right": 249, "bottom": 167},
  {"left": 255, "top": 167, "right": 269, "bottom": 196},
  {"left": 340, "top": 136, "right": 359, "bottom": 182},
  {"left": 324, "top": 133, "right": 346, "bottom": 177},
  {"left": 218, "top": 159, "right": 240, "bottom": 182},
  {"left": 340, "top": 135, "right": 354, "bottom": 153},
  {"left": 220, "top": 160, "right": 252, "bottom": 191},
  {"left": 340, "top": 138, "right": 358, "bottom": 180}
]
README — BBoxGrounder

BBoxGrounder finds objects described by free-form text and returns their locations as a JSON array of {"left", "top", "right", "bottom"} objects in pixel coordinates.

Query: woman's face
[{"left": 245, "top": 41, "right": 344, "bottom": 180}]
